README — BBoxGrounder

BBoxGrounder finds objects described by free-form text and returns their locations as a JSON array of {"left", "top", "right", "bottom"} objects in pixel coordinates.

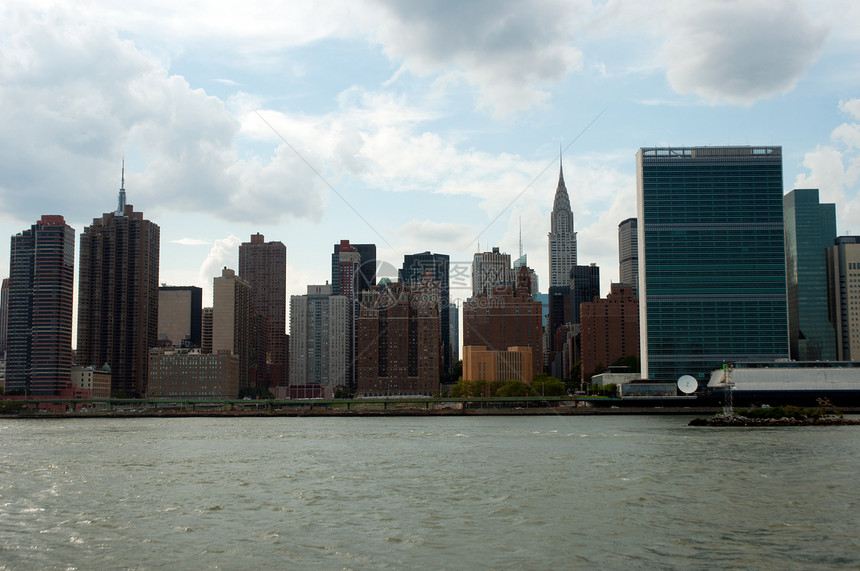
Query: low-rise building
[
  {"left": 71, "top": 365, "right": 112, "bottom": 398},
  {"left": 462, "top": 345, "right": 533, "bottom": 383},
  {"left": 148, "top": 347, "right": 239, "bottom": 399}
]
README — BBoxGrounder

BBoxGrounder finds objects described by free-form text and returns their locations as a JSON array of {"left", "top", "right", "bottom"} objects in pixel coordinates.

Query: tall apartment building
[
  {"left": 449, "top": 303, "right": 459, "bottom": 365},
  {"left": 289, "top": 284, "right": 350, "bottom": 396},
  {"left": 618, "top": 218, "right": 638, "bottom": 296},
  {"left": 570, "top": 264, "right": 600, "bottom": 325},
  {"left": 637, "top": 146, "right": 789, "bottom": 381},
  {"left": 463, "top": 266, "right": 543, "bottom": 377},
  {"left": 400, "top": 251, "right": 451, "bottom": 375},
  {"left": 6, "top": 216, "right": 75, "bottom": 395},
  {"left": 356, "top": 281, "right": 441, "bottom": 397},
  {"left": 239, "top": 233, "right": 288, "bottom": 386},
  {"left": 201, "top": 307, "right": 213, "bottom": 353},
  {"left": 472, "top": 247, "right": 514, "bottom": 297},
  {"left": 212, "top": 267, "right": 251, "bottom": 390},
  {"left": 158, "top": 286, "right": 202, "bottom": 347},
  {"left": 77, "top": 174, "right": 159, "bottom": 397},
  {"left": 826, "top": 236, "right": 860, "bottom": 360},
  {"left": 579, "top": 284, "right": 639, "bottom": 382},
  {"left": 784, "top": 189, "right": 837, "bottom": 361},
  {"left": 548, "top": 157, "right": 577, "bottom": 288},
  {"left": 331, "top": 242, "right": 376, "bottom": 294},
  {"left": 0, "top": 278, "right": 9, "bottom": 357}
]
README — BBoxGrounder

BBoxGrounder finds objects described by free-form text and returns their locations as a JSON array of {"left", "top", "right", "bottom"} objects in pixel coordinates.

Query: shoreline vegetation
[{"left": 689, "top": 403, "right": 860, "bottom": 426}]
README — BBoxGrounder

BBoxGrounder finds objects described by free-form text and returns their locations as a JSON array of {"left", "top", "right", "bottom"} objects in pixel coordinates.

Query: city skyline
[{"left": 2, "top": 1, "right": 860, "bottom": 315}]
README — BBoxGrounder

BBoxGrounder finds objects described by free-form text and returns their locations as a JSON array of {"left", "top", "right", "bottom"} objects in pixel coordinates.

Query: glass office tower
[
  {"left": 784, "top": 188, "right": 837, "bottom": 361},
  {"left": 636, "top": 147, "right": 789, "bottom": 382}
]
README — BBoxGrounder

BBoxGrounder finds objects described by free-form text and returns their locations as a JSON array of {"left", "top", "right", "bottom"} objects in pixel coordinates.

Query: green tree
[
  {"left": 497, "top": 379, "right": 530, "bottom": 397},
  {"left": 450, "top": 378, "right": 490, "bottom": 398}
]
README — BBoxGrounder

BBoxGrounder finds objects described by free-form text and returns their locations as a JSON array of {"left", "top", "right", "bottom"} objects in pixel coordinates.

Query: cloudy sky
[{"left": 3, "top": 0, "right": 860, "bottom": 322}]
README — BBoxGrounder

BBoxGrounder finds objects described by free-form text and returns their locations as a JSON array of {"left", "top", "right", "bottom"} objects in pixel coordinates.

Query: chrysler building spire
[{"left": 548, "top": 151, "right": 577, "bottom": 288}]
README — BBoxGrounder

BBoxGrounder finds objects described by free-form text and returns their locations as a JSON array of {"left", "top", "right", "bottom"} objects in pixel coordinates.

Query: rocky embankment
[{"left": 689, "top": 413, "right": 860, "bottom": 427}]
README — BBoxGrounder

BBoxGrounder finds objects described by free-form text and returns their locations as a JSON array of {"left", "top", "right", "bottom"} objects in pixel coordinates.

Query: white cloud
[
  {"left": 368, "top": 0, "right": 588, "bottom": 114},
  {"left": 0, "top": 7, "right": 329, "bottom": 225},
  {"left": 197, "top": 235, "right": 241, "bottom": 304},
  {"left": 659, "top": 0, "right": 828, "bottom": 105},
  {"left": 171, "top": 238, "right": 211, "bottom": 246},
  {"left": 795, "top": 98, "right": 860, "bottom": 234}
]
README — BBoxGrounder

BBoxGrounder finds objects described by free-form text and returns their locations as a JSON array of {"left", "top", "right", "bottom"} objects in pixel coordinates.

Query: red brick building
[
  {"left": 356, "top": 280, "right": 440, "bottom": 396},
  {"left": 579, "top": 284, "right": 639, "bottom": 382},
  {"left": 239, "top": 233, "right": 288, "bottom": 388},
  {"left": 463, "top": 267, "right": 543, "bottom": 377}
]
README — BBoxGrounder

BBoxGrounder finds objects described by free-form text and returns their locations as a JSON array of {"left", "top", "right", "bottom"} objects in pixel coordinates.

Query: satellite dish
[{"left": 677, "top": 375, "right": 698, "bottom": 394}]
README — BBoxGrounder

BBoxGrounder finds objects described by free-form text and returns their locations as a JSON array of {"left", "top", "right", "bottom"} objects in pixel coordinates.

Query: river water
[{"left": 0, "top": 415, "right": 857, "bottom": 569}]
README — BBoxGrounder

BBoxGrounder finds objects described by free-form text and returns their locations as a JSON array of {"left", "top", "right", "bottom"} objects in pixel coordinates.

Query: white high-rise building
[
  {"left": 289, "top": 284, "right": 350, "bottom": 396},
  {"left": 472, "top": 247, "right": 514, "bottom": 297},
  {"left": 548, "top": 157, "right": 577, "bottom": 288}
]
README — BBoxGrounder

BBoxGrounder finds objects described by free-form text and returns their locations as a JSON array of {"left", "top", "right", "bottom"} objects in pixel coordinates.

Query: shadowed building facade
[
  {"left": 400, "top": 251, "right": 451, "bottom": 375},
  {"left": 580, "top": 284, "right": 639, "bottom": 383},
  {"left": 77, "top": 175, "right": 159, "bottom": 397},
  {"left": 784, "top": 189, "right": 836, "bottom": 361},
  {"left": 6, "top": 216, "right": 75, "bottom": 395},
  {"left": 356, "top": 281, "right": 440, "bottom": 397},
  {"left": 239, "top": 233, "right": 288, "bottom": 387},
  {"left": 158, "top": 286, "right": 202, "bottom": 347},
  {"left": 637, "top": 146, "right": 789, "bottom": 382},
  {"left": 212, "top": 267, "right": 252, "bottom": 390},
  {"left": 618, "top": 218, "right": 638, "bottom": 296},
  {"left": 826, "top": 236, "right": 860, "bottom": 360}
]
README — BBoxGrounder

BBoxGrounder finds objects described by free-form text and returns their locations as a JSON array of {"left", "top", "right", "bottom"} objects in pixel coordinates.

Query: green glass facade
[
  {"left": 784, "top": 189, "right": 837, "bottom": 361},
  {"left": 636, "top": 147, "right": 789, "bottom": 382}
]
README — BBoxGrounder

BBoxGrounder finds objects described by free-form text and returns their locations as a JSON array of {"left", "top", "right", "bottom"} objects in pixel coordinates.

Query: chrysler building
[{"left": 548, "top": 155, "right": 577, "bottom": 287}]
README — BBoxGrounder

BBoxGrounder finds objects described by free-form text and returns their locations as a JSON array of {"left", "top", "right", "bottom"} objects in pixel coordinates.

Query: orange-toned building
[
  {"left": 462, "top": 346, "right": 533, "bottom": 383},
  {"left": 579, "top": 284, "right": 639, "bottom": 382}
]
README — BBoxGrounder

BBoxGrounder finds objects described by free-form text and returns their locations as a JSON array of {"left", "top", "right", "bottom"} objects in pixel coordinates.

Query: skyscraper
[
  {"left": 472, "top": 247, "right": 513, "bottom": 297},
  {"left": 0, "top": 278, "right": 9, "bottom": 358},
  {"left": 6, "top": 216, "right": 75, "bottom": 395},
  {"left": 548, "top": 156, "right": 577, "bottom": 288},
  {"left": 77, "top": 171, "right": 159, "bottom": 396},
  {"left": 289, "top": 284, "right": 350, "bottom": 395},
  {"left": 158, "top": 286, "right": 203, "bottom": 347},
  {"left": 463, "top": 266, "right": 543, "bottom": 377},
  {"left": 239, "top": 233, "right": 288, "bottom": 386},
  {"left": 618, "top": 218, "right": 638, "bottom": 296},
  {"left": 331, "top": 242, "right": 376, "bottom": 295},
  {"left": 570, "top": 264, "right": 600, "bottom": 325},
  {"left": 784, "top": 189, "right": 837, "bottom": 361},
  {"left": 212, "top": 267, "right": 251, "bottom": 390},
  {"left": 400, "top": 251, "right": 451, "bottom": 375},
  {"left": 826, "top": 236, "right": 860, "bottom": 360},
  {"left": 356, "top": 281, "right": 441, "bottom": 397},
  {"left": 637, "top": 146, "right": 789, "bottom": 382}
]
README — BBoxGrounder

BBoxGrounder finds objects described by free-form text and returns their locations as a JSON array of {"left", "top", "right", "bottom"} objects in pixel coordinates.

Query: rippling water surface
[{"left": 1, "top": 415, "right": 858, "bottom": 569}]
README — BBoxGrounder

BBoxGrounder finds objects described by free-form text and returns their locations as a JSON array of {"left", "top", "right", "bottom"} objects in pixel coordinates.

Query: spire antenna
[
  {"left": 519, "top": 217, "right": 523, "bottom": 259},
  {"left": 116, "top": 158, "right": 127, "bottom": 216},
  {"left": 558, "top": 144, "right": 564, "bottom": 184}
]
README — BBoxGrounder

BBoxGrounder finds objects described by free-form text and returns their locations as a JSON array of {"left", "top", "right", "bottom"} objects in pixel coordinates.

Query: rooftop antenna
[
  {"left": 116, "top": 158, "right": 127, "bottom": 216},
  {"left": 518, "top": 217, "right": 523, "bottom": 259}
]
